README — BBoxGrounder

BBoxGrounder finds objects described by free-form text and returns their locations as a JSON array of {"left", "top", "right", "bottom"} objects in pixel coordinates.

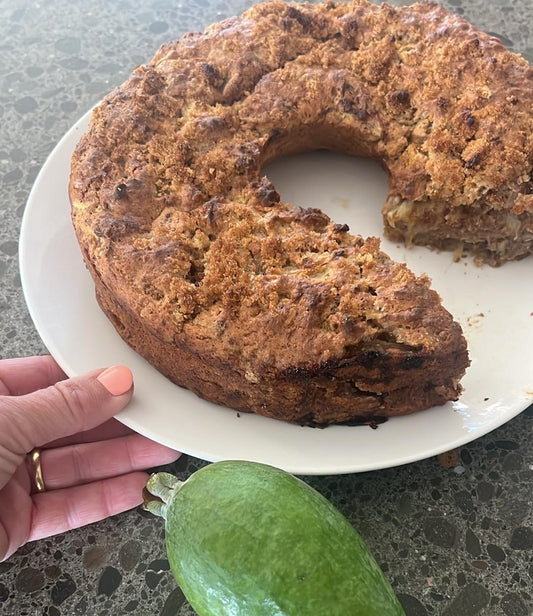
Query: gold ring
[{"left": 27, "top": 448, "right": 46, "bottom": 493}]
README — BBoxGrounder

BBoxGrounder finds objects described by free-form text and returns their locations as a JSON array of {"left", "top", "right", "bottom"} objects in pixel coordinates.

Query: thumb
[{"left": 2, "top": 365, "right": 134, "bottom": 455}]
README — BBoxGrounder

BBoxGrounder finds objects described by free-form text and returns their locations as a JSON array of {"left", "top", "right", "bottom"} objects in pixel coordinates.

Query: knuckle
[
  {"left": 0, "top": 397, "right": 38, "bottom": 454},
  {"left": 50, "top": 379, "right": 96, "bottom": 432},
  {"left": 71, "top": 445, "right": 88, "bottom": 484}
]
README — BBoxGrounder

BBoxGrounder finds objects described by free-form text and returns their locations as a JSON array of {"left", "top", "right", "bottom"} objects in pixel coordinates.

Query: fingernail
[{"left": 97, "top": 366, "right": 133, "bottom": 396}]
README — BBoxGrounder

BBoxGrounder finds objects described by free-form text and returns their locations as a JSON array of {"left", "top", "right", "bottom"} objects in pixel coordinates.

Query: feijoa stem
[{"left": 143, "top": 472, "right": 184, "bottom": 520}]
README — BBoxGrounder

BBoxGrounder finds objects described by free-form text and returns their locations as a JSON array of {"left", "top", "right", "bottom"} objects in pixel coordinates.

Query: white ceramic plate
[{"left": 20, "top": 110, "right": 533, "bottom": 475}]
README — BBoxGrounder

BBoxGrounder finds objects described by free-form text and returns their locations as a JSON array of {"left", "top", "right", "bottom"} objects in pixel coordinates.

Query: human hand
[{"left": 0, "top": 355, "right": 180, "bottom": 562}]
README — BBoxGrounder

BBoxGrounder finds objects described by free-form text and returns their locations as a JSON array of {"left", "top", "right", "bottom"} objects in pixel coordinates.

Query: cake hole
[
  {"left": 185, "top": 260, "right": 205, "bottom": 286},
  {"left": 263, "top": 151, "right": 389, "bottom": 239},
  {"left": 106, "top": 309, "right": 127, "bottom": 334}
]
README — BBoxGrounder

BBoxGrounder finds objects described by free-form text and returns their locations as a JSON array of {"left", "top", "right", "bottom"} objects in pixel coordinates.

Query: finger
[
  {"left": 0, "top": 467, "right": 33, "bottom": 561},
  {"left": 0, "top": 356, "right": 67, "bottom": 396},
  {"left": 42, "top": 435, "right": 180, "bottom": 490},
  {"left": 45, "top": 418, "right": 135, "bottom": 449},
  {"left": 28, "top": 472, "right": 150, "bottom": 542},
  {"left": 1, "top": 365, "right": 134, "bottom": 458}
]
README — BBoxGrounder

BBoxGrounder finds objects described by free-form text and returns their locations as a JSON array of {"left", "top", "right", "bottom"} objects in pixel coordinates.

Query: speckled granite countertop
[{"left": 0, "top": 0, "right": 532, "bottom": 614}]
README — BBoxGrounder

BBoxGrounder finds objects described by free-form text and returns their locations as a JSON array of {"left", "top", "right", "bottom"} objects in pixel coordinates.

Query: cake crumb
[{"left": 437, "top": 449, "right": 459, "bottom": 468}]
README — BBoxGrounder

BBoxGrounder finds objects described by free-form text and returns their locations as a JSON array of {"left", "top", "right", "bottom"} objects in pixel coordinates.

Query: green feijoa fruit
[{"left": 144, "top": 460, "right": 405, "bottom": 616}]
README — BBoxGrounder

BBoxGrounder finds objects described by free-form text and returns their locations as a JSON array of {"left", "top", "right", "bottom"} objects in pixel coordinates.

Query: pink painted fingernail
[{"left": 97, "top": 366, "right": 133, "bottom": 396}]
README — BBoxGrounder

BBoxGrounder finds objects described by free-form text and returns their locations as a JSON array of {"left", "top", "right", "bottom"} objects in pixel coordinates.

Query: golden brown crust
[{"left": 67, "top": 0, "right": 533, "bottom": 425}]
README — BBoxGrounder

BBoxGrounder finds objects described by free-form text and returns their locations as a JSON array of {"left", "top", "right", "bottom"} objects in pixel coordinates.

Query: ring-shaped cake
[{"left": 70, "top": 0, "right": 532, "bottom": 425}]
